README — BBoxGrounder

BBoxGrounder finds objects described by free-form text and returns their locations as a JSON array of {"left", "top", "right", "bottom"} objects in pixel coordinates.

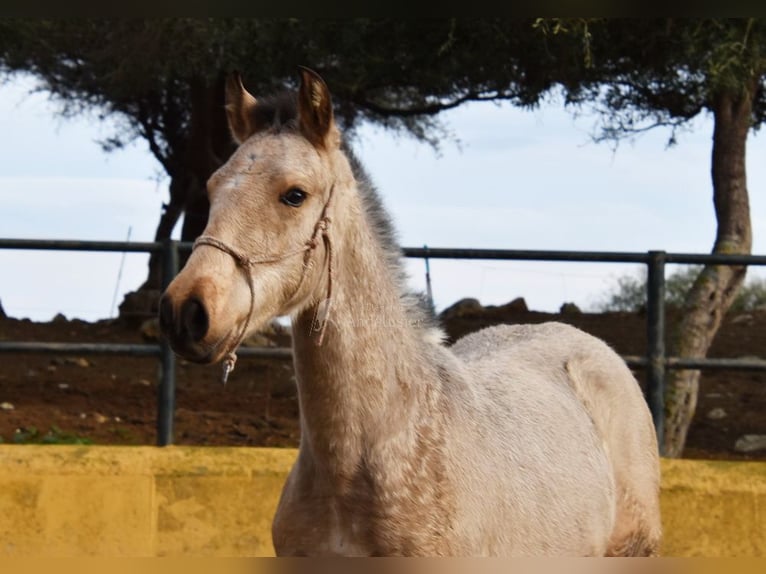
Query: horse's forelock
[{"left": 252, "top": 92, "right": 299, "bottom": 134}]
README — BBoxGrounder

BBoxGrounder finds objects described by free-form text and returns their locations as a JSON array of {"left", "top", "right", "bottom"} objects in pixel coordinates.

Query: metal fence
[{"left": 2, "top": 238, "right": 766, "bottom": 451}]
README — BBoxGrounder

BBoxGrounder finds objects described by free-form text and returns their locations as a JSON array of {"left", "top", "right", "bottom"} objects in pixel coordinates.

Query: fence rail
[{"left": 2, "top": 237, "right": 764, "bottom": 453}]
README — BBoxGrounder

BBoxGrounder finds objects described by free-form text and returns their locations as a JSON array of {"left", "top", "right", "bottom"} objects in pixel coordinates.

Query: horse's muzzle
[{"left": 159, "top": 292, "right": 216, "bottom": 363}]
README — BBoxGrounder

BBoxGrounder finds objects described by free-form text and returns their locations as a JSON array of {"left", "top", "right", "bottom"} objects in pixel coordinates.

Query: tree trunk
[
  {"left": 121, "top": 73, "right": 234, "bottom": 318},
  {"left": 175, "top": 72, "right": 233, "bottom": 262},
  {"left": 140, "top": 172, "right": 192, "bottom": 291},
  {"left": 663, "top": 87, "right": 754, "bottom": 458}
]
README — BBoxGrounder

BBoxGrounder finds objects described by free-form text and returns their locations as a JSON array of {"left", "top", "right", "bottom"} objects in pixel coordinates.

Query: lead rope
[{"left": 192, "top": 184, "right": 335, "bottom": 385}]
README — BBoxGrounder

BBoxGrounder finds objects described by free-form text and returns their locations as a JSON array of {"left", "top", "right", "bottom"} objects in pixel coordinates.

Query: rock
[
  {"left": 487, "top": 296, "right": 528, "bottom": 314},
  {"left": 706, "top": 407, "right": 727, "bottom": 420},
  {"left": 496, "top": 297, "right": 528, "bottom": 313},
  {"left": 118, "top": 288, "right": 161, "bottom": 326},
  {"left": 1, "top": 402, "right": 14, "bottom": 411},
  {"left": 270, "top": 377, "right": 298, "bottom": 399},
  {"left": 734, "top": 434, "right": 766, "bottom": 453},
  {"left": 140, "top": 318, "right": 161, "bottom": 342},
  {"left": 242, "top": 332, "right": 277, "bottom": 348},
  {"left": 271, "top": 319, "right": 292, "bottom": 337},
  {"left": 242, "top": 319, "right": 291, "bottom": 347},
  {"left": 58, "top": 383, "right": 70, "bottom": 390},
  {"left": 93, "top": 413, "right": 108, "bottom": 424},
  {"left": 64, "top": 357, "right": 90, "bottom": 368},
  {"left": 439, "top": 298, "right": 484, "bottom": 320},
  {"left": 559, "top": 302, "right": 582, "bottom": 314}
]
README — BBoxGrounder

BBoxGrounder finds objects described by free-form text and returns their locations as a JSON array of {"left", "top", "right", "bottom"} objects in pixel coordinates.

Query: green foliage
[
  {"left": 596, "top": 266, "right": 766, "bottom": 313},
  {"left": 12, "top": 426, "right": 92, "bottom": 445},
  {"left": 549, "top": 19, "right": 766, "bottom": 145},
  {"left": 729, "top": 276, "right": 766, "bottom": 313},
  {"left": 0, "top": 18, "right": 568, "bottom": 156}
]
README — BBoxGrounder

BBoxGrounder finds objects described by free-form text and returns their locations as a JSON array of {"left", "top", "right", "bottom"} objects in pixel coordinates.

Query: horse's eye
[{"left": 281, "top": 188, "right": 307, "bottom": 207}]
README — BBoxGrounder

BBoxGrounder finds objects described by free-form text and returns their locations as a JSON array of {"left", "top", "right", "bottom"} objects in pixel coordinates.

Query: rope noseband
[{"left": 192, "top": 185, "right": 335, "bottom": 384}]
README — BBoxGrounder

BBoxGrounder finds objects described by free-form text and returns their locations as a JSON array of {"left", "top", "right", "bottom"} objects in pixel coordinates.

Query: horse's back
[{"left": 449, "top": 322, "right": 662, "bottom": 556}]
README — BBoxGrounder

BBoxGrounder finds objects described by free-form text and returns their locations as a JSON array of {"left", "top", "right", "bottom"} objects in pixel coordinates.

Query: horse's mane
[
  {"left": 341, "top": 142, "right": 443, "bottom": 341},
  {"left": 250, "top": 91, "right": 443, "bottom": 341}
]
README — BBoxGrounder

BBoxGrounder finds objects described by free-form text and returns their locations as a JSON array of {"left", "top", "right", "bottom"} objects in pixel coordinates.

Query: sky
[{"left": 2, "top": 72, "right": 766, "bottom": 322}]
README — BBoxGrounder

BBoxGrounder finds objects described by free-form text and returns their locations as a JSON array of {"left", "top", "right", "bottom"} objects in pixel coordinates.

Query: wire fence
[{"left": 2, "top": 238, "right": 766, "bottom": 452}]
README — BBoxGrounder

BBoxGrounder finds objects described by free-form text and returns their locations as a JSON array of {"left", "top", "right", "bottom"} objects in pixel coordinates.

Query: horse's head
[{"left": 159, "top": 68, "right": 347, "bottom": 364}]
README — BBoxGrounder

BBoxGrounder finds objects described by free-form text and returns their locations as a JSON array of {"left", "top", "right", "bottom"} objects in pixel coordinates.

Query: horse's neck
[{"left": 291, "top": 204, "right": 435, "bottom": 476}]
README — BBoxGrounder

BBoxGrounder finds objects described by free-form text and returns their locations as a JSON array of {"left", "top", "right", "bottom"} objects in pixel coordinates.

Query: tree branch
[{"left": 352, "top": 90, "right": 518, "bottom": 118}]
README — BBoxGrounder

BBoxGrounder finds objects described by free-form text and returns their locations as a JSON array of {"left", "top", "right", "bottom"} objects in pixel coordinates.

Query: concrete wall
[{"left": 0, "top": 446, "right": 763, "bottom": 557}]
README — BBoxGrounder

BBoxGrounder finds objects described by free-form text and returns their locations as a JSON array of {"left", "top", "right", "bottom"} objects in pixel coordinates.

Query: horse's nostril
[{"left": 181, "top": 297, "right": 209, "bottom": 343}]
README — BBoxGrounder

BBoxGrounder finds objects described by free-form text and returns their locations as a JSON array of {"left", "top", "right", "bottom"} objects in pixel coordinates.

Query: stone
[
  {"left": 734, "top": 434, "right": 766, "bottom": 453},
  {"left": 496, "top": 297, "right": 529, "bottom": 314},
  {"left": 439, "top": 298, "right": 484, "bottom": 320},
  {"left": 64, "top": 357, "right": 90, "bottom": 368},
  {"left": 118, "top": 288, "right": 161, "bottom": 326},
  {"left": 242, "top": 319, "right": 291, "bottom": 348},
  {"left": 242, "top": 332, "right": 277, "bottom": 348},
  {"left": 140, "top": 318, "right": 161, "bottom": 342},
  {"left": 269, "top": 377, "right": 298, "bottom": 399},
  {"left": 730, "top": 313, "right": 753, "bottom": 325},
  {"left": 706, "top": 407, "right": 727, "bottom": 420},
  {"left": 559, "top": 302, "right": 582, "bottom": 314},
  {"left": 0, "top": 402, "right": 14, "bottom": 411}
]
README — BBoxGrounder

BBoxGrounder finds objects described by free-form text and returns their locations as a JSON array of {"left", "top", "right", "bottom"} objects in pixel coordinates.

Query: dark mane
[
  {"left": 341, "top": 141, "right": 440, "bottom": 335},
  {"left": 250, "top": 92, "right": 299, "bottom": 133}
]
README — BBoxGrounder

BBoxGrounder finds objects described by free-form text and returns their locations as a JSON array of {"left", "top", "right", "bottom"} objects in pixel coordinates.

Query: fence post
[
  {"left": 423, "top": 244, "right": 434, "bottom": 311},
  {"left": 157, "top": 239, "right": 179, "bottom": 446},
  {"left": 646, "top": 250, "right": 666, "bottom": 455}
]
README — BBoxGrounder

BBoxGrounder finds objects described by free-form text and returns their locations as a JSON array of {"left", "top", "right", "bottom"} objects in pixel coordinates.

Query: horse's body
[{"left": 159, "top": 68, "right": 662, "bottom": 556}]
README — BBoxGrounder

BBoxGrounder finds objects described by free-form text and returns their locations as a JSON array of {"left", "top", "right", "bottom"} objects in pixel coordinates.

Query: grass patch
[{"left": 13, "top": 425, "right": 93, "bottom": 445}]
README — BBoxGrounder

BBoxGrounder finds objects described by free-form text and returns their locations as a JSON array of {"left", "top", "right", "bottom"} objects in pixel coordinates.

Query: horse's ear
[
  {"left": 225, "top": 71, "right": 259, "bottom": 144},
  {"left": 297, "top": 66, "right": 337, "bottom": 148}
]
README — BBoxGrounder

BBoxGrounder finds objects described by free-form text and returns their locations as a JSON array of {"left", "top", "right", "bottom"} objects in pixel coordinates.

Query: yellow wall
[{"left": 0, "top": 446, "right": 763, "bottom": 557}]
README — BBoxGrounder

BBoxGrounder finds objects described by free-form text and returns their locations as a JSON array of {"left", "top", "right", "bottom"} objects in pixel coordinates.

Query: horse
[{"left": 159, "top": 67, "right": 662, "bottom": 557}]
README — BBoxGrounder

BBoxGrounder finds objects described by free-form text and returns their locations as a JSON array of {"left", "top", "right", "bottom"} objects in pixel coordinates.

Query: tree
[
  {"left": 596, "top": 265, "right": 766, "bottom": 313},
  {"left": 0, "top": 18, "right": 574, "bottom": 302},
  {"left": 546, "top": 19, "right": 765, "bottom": 456}
]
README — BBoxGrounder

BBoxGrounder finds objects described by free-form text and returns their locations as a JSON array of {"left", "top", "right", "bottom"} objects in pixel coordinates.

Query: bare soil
[{"left": 1, "top": 304, "right": 764, "bottom": 460}]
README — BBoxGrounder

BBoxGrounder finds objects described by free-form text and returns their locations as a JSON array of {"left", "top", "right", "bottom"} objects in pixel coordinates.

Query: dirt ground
[{"left": 1, "top": 302, "right": 764, "bottom": 460}]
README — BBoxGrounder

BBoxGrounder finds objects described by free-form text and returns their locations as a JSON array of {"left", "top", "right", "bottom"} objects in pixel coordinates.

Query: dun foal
[{"left": 159, "top": 68, "right": 662, "bottom": 556}]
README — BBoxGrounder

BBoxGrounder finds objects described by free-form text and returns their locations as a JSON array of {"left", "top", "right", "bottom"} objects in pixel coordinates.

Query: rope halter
[{"left": 192, "top": 184, "right": 336, "bottom": 384}]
